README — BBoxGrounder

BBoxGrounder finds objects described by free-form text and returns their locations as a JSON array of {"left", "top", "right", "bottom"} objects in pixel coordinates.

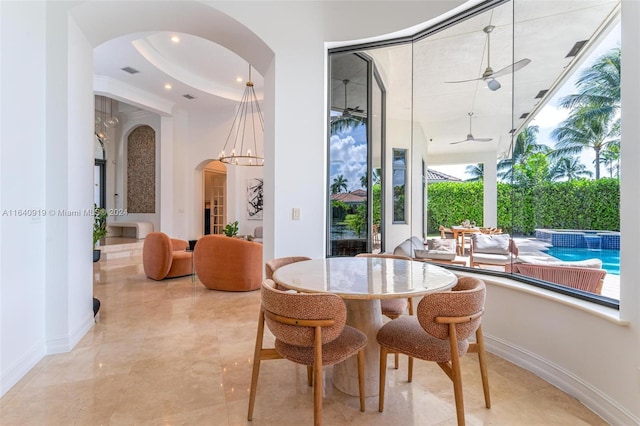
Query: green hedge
[{"left": 426, "top": 179, "right": 619, "bottom": 236}]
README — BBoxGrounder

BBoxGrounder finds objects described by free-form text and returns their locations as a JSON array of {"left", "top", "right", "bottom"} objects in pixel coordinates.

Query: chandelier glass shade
[
  {"left": 94, "top": 95, "right": 120, "bottom": 142},
  {"left": 218, "top": 66, "right": 264, "bottom": 166}
]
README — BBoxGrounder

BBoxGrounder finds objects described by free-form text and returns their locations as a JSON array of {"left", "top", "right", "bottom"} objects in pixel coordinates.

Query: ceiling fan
[
  {"left": 449, "top": 112, "right": 493, "bottom": 144},
  {"left": 331, "top": 79, "right": 364, "bottom": 121},
  {"left": 445, "top": 25, "right": 531, "bottom": 91}
]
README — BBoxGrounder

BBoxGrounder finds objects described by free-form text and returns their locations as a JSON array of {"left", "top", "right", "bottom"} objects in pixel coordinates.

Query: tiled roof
[
  {"left": 426, "top": 168, "right": 462, "bottom": 182},
  {"left": 331, "top": 191, "right": 366, "bottom": 203}
]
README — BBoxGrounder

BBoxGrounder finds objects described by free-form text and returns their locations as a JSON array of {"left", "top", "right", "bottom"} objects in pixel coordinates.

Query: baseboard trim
[
  {"left": 485, "top": 333, "right": 639, "bottom": 426},
  {"left": 0, "top": 341, "right": 44, "bottom": 398},
  {"left": 46, "top": 313, "right": 95, "bottom": 354}
]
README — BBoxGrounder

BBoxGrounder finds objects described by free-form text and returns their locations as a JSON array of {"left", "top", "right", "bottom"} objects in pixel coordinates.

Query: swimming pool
[{"left": 544, "top": 247, "right": 620, "bottom": 275}]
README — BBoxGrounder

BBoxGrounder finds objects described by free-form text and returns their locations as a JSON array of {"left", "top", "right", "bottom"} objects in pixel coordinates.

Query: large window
[
  {"left": 328, "top": 53, "right": 386, "bottom": 256},
  {"left": 327, "top": 0, "right": 621, "bottom": 307}
]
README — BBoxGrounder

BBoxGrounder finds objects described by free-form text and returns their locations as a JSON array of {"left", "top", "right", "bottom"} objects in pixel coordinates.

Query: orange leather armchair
[
  {"left": 142, "top": 232, "right": 193, "bottom": 280},
  {"left": 194, "top": 234, "right": 263, "bottom": 291}
]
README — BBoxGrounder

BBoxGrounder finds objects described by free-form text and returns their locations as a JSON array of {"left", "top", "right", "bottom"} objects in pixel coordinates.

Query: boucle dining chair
[
  {"left": 355, "top": 253, "right": 413, "bottom": 370},
  {"left": 376, "top": 277, "right": 491, "bottom": 426},
  {"left": 265, "top": 256, "right": 312, "bottom": 280},
  {"left": 248, "top": 279, "right": 367, "bottom": 426}
]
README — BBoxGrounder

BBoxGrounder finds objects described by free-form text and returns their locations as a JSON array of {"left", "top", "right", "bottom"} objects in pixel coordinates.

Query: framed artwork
[{"left": 247, "top": 178, "right": 264, "bottom": 220}]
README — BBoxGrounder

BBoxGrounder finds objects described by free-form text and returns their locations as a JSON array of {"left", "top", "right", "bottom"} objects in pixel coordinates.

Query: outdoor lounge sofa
[
  {"left": 394, "top": 236, "right": 466, "bottom": 265},
  {"left": 506, "top": 257, "right": 606, "bottom": 294}
]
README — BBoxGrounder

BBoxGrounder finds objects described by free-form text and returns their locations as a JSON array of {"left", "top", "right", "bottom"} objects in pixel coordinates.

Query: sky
[{"left": 433, "top": 22, "right": 621, "bottom": 181}]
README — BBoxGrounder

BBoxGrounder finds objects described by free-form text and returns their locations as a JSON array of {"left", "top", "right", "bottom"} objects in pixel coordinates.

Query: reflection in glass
[
  {"left": 328, "top": 53, "right": 369, "bottom": 256},
  {"left": 393, "top": 149, "right": 406, "bottom": 223}
]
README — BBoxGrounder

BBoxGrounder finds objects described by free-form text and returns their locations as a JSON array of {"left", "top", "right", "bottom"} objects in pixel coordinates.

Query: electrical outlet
[{"left": 292, "top": 208, "right": 300, "bottom": 220}]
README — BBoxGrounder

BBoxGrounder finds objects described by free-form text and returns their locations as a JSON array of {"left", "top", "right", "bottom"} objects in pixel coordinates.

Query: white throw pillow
[
  {"left": 427, "top": 238, "right": 456, "bottom": 252},
  {"left": 472, "top": 233, "right": 510, "bottom": 255}
]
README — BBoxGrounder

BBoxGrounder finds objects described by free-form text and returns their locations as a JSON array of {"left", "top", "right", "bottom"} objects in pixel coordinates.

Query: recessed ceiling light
[
  {"left": 164, "top": 83, "right": 172, "bottom": 90},
  {"left": 171, "top": 35, "right": 180, "bottom": 43},
  {"left": 236, "top": 77, "right": 243, "bottom": 83}
]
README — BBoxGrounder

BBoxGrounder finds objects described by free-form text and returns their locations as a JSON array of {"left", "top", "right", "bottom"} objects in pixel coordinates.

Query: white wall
[
  {"left": 0, "top": 0, "right": 47, "bottom": 395},
  {"left": 1, "top": 1, "right": 639, "bottom": 424}
]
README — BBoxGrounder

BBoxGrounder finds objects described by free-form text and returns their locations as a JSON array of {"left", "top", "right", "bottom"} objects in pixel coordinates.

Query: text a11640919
[{"left": 2, "top": 208, "right": 128, "bottom": 217}]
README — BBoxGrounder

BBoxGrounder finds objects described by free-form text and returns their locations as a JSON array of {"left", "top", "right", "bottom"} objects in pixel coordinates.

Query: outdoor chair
[
  {"left": 506, "top": 261, "right": 606, "bottom": 294},
  {"left": 248, "top": 280, "right": 367, "bottom": 425},
  {"left": 376, "top": 277, "right": 491, "bottom": 426},
  {"left": 469, "top": 233, "right": 518, "bottom": 269},
  {"left": 440, "top": 226, "right": 463, "bottom": 254}
]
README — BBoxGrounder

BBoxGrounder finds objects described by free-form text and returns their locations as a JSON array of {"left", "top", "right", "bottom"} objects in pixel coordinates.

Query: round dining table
[{"left": 272, "top": 256, "right": 458, "bottom": 397}]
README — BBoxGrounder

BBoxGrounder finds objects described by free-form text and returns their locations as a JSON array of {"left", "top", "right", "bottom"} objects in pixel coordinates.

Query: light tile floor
[{"left": 0, "top": 252, "right": 607, "bottom": 425}]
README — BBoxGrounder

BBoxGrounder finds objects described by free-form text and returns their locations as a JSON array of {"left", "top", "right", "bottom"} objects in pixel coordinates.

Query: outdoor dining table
[
  {"left": 451, "top": 226, "right": 483, "bottom": 254},
  {"left": 272, "top": 256, "right": 458, "bottom": 397}
]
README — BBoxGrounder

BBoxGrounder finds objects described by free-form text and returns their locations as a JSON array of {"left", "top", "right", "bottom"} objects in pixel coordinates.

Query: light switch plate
[{"left": 292, "top": 208, "right": 300, "bottom": 220}]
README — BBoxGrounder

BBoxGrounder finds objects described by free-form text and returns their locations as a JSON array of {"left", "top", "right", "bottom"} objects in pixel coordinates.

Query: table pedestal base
[{"left": 332, "top": 299, "right": 382, "bottom": 397}]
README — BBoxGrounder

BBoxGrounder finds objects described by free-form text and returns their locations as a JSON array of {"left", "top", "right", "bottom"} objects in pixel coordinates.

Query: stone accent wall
[{"left": 127, "top": 125, "right": 156, "bottom": 213}]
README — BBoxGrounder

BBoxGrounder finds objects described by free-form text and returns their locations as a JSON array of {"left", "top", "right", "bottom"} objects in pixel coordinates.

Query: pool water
[{"left": 544, "top": 247, "right": 620, "bottom": 275}]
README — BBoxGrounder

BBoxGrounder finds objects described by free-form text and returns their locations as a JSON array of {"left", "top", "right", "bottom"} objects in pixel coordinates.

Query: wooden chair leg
[
  {"left": 313, "top": 326, "right": 323, "bottom": 426},
  {"left": 408, "top": 356, "right": 414, "bottom": 382},
  {"left": 394, "top": 352, "right": 399, "bottom": 369},
  {"left": 307, "top": 366, "right": 313, "bottom": 386},
  {"left": 379, "top": 346, "right": 388, "bottom": 412},
  {"left": 448, "top": 325, "right": 465, "bottom": 426},
  {"left": 248, "top": 309, "right": 265, "bottom": 421},
  {"left": 475, "top": 325, "right": 491, "bottom": 408},
  {"left": 357, "top": 349, "right": 365, "bottom": 412},
  {"left": 408, "top": 297, "right": 414, "bottom": 315}
]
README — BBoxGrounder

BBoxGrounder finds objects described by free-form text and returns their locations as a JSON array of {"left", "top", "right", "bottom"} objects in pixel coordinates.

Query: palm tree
[
  {"left": 331, "top": 175, "right": 348, "bottom": 194},
  {"left": 498, "top": 126, "right": 549, "bottom": 182},
  {"left": 465, "top": 163, "right": 484, "bottom": 182},
  {"left": 548, "top": 156, "right": 592, "bottom": 181},
  {"left": 600, "top": 140, "right": 620, "bottom": 178},
  {"left": 559, "top": 47, "right": 620, "bottom": 119},
  {"left": 552, "top": 47, "right": 620, "bottom": 179},
  {"left": 330, "top": 116, "right": 365, "bottom": 134},
  {"left": 360, "top": 169, "right": 381, "bottom": 188},
  {"left": 551, "top": 103, "right": 619, "bottom": 179}
]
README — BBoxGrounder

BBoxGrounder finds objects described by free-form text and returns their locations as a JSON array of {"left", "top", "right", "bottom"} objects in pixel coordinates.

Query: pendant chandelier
[
  {"left": 94, "top": 95, "right": 120, "bottom": 142},
  {"left": 218, "top": 65, "right": 264, "bottom": 166}
]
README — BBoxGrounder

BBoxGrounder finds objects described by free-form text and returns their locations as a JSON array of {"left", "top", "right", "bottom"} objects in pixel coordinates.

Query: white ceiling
[
  {"left": 331, "top": 0, "right": 620, "bottom": 159},
  {"left": 94, "top": 0, "right": 619, "bottom": 160},
  {"left": 94, "top": 31, "right": 264, "bottom": 114}
]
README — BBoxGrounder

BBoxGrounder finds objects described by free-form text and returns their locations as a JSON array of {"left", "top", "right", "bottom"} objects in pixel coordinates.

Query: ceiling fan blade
[
  {"left": 489, "top": 58, "right": 531, "bottom": 79},
  {"left": 471, "top": 137, "right": 493, "bottom": 142},
  {"left": 449, "top": 140, "right": 468, "bottom": 145},
  {"left": 445, "top": 76, "right": 483, "bottom": 84}
]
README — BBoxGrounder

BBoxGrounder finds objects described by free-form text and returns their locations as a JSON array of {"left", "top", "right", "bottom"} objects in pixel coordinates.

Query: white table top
[{"left": 272, "top": 257, "right": 457, "bottom": 300}]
